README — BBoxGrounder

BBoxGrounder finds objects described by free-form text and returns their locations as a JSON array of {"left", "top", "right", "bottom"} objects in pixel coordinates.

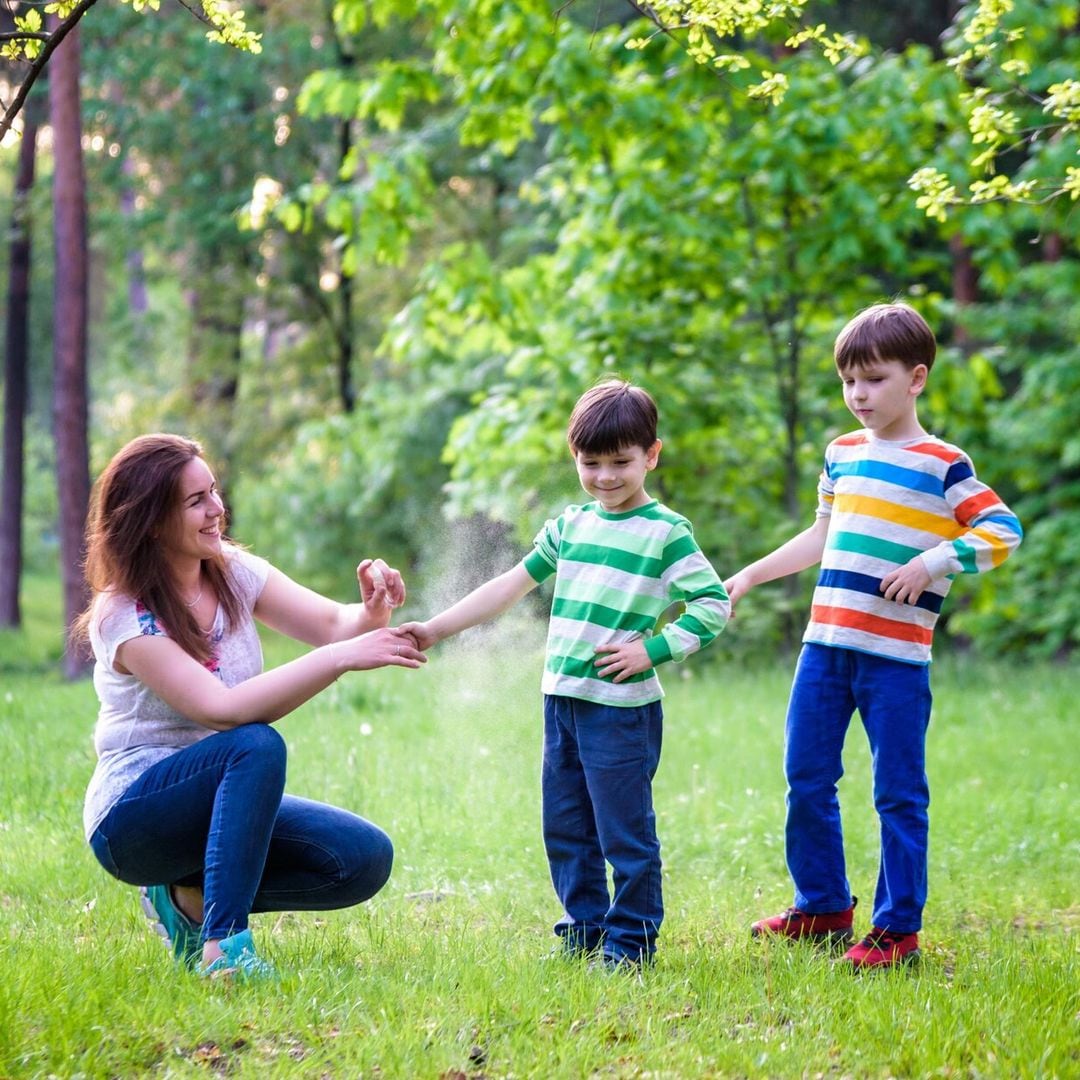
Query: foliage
[
  {"left": 910, "top": 0, "right": 1080, "bottom": 220},
  {"left": 78, "top": 3, "right": 344, "bottom": 487},
  {"left": 4, "top": 0, "right": 1077, "bottom": 660},
  {"left": 604, "top": 0, "right": 1079, "bottom": 219},
  {"left": 0, "top": 0, "right": 260, "bottom": 60},
  {"left": 0, "top": 0, "right": 261, "bottom": 143},
  {"left": 274, "top": 0, "right": 989, "bottom": 649},
  {"left": 943, "top": 260, "right": 1080, "bottom": 656}
]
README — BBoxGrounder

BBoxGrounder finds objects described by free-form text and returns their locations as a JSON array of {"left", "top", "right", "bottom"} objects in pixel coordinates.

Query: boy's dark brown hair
[
  {"left": 567, "top": 379, "right": 658, "bottom": 455},
  {"left": 835, "top": 302, "right": 936, "bottom": 372}
]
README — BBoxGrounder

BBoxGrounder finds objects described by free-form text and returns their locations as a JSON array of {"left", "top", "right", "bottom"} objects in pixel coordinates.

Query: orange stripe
[
  {"left": 835, "top": 432, "right": 869, "bottom": 447},
  {"left": 955, "top": 489, "right": 1001, "bottom": 521},
  {"left": 811, "top": 604, "right": 934, "bottom": 645},
  {"left": 906, "top": 440, "right": 959, "bottom": 463}
]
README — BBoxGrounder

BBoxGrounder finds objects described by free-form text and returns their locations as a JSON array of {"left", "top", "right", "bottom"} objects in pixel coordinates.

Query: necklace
[{"left": 184, "top": 587, "right": 203, "bottom": 608}]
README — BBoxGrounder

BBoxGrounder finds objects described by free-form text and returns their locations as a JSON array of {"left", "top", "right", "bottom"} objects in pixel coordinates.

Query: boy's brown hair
[
  {"left": 567, "top": 379, "right": 658, "bottom": 455},
  {"left": 835, "top": 302, "right": 936, "bottom": 372}
]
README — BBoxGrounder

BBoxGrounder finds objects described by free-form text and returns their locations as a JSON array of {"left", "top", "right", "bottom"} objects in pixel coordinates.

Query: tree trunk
[
  {"left": 49, "top": 17, "right": 92, "bottom": 679},
  {"left": 0, "top": 100, "right": 42, "bottom": 628},
  {"left": 950, "top": 233, "right": 980, "bottom": 352},
  {"left": 337, "top": 118, "right": 356, "bottom": 414},
  {"left": 121, "top": 161, "right": 149, "bottom": 317},
  {"left": 1042, "top": 233, "right": 1063, "bottom": 263}
]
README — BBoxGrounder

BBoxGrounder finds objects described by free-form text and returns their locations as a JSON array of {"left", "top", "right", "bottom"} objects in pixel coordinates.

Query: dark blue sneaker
[
  {"left": 590, "top": 949, "right": 653, "bottom": 973},
  {"left": 140, "top": 885, "right": 202, "bottom": 968}
]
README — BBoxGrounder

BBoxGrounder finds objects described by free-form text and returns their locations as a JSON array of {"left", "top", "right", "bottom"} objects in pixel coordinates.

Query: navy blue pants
[
  {"left": 89, "top": 724, "right": 393, "bottom": 942},
  {"left": 541, "top": 694, "right": 663, "bottom": 962},
  {"left": 784, "top": 643, "right": 932, "bottom": 933}
]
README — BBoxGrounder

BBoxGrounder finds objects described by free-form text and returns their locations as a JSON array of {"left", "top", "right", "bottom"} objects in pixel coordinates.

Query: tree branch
[{"left": 0, "top": 0, "right": 100, "bottom": 144}]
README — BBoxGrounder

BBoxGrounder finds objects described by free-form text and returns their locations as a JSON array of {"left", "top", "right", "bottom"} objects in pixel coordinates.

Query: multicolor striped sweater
[
  {"left": 807, "top": 431, "right": 1023, "bottom": 665},
  {"left": 522, "top": 501, "right": 730, "bottom": 706}
]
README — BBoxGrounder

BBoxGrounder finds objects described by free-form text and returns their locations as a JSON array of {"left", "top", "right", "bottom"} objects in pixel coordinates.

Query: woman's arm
[
  {"left": 115, "top": 625, "right": 425, "bottom": 732},
  {"left": 253, "top": 559, "right": 404, "bottom": 646}
]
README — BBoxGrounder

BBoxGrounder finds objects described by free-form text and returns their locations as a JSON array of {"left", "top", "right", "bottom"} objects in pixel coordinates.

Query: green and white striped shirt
[{"left": 522, "top": 500, "right": 730, "bottom": 707}]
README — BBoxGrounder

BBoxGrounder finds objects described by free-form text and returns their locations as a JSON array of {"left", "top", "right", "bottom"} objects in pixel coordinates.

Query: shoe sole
[
  {"left": 139, "top": 886, "right": 173, "bottom": 950},
  {"left": 847, "top": 948, "right": 921, "bottom": 972},
  {"left": 139, "top": 886, "right": 201, "bottom": 967},
  {"left": 751, "top": 926, "right": 854, "bottom": 948}
]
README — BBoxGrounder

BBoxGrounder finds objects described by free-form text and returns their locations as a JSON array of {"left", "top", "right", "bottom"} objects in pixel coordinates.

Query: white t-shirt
[{"left": 82, "top": 547, "right": 270, "bottom": 839}]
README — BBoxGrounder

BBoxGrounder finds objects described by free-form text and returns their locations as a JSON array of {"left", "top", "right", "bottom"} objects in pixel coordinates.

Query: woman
[{"left": 76, "top": 434, "right": 425, "bottom": 978}]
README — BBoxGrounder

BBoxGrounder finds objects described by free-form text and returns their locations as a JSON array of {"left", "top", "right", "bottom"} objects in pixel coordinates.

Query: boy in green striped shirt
[{"left": 400, "top": 380, "right": 730, "bottom": 968}]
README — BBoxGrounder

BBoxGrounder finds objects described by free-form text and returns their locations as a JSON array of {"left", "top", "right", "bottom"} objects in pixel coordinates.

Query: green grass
[{"left": 1, "top": 578, "right": 1077, "bottom": 1077}]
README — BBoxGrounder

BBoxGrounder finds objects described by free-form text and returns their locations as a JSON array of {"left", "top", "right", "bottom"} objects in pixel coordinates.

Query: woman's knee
[
  {"left": 227, "top": 723, "right": 287, "bottom": 774},
  {"left": 344, "top": 826, "right": 394, "bottom": 905}
]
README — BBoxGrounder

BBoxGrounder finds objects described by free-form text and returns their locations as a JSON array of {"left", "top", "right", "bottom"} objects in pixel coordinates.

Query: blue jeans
[
  {"left": 541, "top": 694, "right": 663, "bottom": 962},
  {"left": 89, "top": 724, "right": 393, "bottom": 942},
  {"left": 784, "top": 643, "right": 932, "bottom": 933}
]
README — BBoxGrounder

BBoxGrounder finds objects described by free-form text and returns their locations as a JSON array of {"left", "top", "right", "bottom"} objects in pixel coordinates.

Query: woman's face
[{"left": 161, "top": 457, "right": 225, "bottom": 565}]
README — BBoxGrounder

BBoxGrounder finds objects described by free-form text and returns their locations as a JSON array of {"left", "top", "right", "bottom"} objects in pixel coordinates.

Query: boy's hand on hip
[
  {"left": 880, "top": 557, "right": 932, "bottom": 605},
  {"left": 593, "top": 640, "right": 652, "bottom": 683}
]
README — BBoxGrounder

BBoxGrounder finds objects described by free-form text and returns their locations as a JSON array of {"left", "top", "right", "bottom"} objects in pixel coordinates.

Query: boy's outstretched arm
[
  {"left": 724, "top": 517, "right": 829, "bottom": 611},
  {"left": 397, "top": 563, "right": 539, "bottom": 650}
]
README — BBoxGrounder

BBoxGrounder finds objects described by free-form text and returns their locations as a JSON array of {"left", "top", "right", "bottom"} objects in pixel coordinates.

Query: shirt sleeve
[
  {"left": 522, "top": 513, "right": 563, "bottom": 584},
  {"left": 815, "top": 453, "right": 835, "bottom": 520},
  {"left": 92, "top": 593, "right": 153, "bottom": 672},
  {"left": 225, "top": 546, "right": 272, "bottom": 607},
  {"left": 644, "top": 522, "right": 731, "bottom": 665},
  {"left": 918, "top": 453, "right": 1024, "bottom": 580}
]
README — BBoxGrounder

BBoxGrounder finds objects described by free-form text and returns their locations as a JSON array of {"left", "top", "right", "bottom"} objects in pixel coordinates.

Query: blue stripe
[
  {"left": 829, "top": 458, "right": 943, "bottom": 496},
  {"left": 976, "top": 512, "right": 1024, "bottom": 537},
  {"left": 817, "top": 568, "right": 944, "bottom": 614},
  {"left": 944, "top": 459, "right": 974, "bottom": 490}
]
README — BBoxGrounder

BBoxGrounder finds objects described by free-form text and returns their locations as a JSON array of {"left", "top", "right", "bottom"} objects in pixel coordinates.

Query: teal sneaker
[
  {"left": 140, "top": 885, "right": 202, "bottom": 968},
  {"left": 198, "top": 929, "right": 276, "bottom": 981}
]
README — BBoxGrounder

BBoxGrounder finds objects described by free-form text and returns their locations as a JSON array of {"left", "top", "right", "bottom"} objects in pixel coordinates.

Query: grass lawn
[{"left": 1, "top": 574, "right": 1077, "bottom": 1077}]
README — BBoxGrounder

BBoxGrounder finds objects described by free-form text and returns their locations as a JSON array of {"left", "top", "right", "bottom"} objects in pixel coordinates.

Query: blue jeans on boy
[
  {"left": 89, "top": 724, "right": 393, "bottom": 942},
  {"left": 784, "top": 643, "right": 932, "bottom": 934},
  {"left": 541, "top": 694, "right": 663, "bottom": 963}
]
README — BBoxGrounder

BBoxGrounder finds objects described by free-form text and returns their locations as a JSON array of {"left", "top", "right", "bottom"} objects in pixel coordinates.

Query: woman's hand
[
  {"left": 338, "top": 626, "right": 427, "bottom": 671},
  {"left": 357, "top": 558, "right": 406, "bottom": 626},
  {"left": 393, "top": 620, "right": 439, "bottom": 651}
]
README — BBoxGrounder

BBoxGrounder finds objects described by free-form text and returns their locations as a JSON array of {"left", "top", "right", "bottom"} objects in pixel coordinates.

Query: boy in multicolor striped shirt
[
  {"left": 725, "top": 303, "right": 1022, "bottom": 970},
  {"left": 400, "top": 380, "right": 730, "bottom": 968}
]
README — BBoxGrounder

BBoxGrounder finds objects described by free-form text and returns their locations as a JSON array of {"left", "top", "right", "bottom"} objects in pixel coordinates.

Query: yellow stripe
[
  {"left": 835, "top": 493, "right": 961, "bottom": 539},
  {"left": 972, "top": 525, "right": 1010, "bottom": 566}
]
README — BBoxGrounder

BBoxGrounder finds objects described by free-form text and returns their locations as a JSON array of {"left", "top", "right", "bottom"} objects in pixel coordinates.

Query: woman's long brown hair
[{"left": 73, "top": 434, "right": 244, "bottom": 663}]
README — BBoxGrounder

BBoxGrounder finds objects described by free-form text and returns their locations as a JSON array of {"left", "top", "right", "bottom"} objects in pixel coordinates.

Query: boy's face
[
  {"left": 839, "top": 359, "right": 928, "bottom": 441},
  {"left": 573, "top": 441, "right": 661, "bottom": 513}
]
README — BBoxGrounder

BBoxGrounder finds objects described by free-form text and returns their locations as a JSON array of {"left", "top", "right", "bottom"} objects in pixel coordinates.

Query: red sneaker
[
  {"left": 750, "top": 900, "right": 856, "bottom": 945},
  {"left": 842, "top": 927, "right": 920, "bottom": 970}
]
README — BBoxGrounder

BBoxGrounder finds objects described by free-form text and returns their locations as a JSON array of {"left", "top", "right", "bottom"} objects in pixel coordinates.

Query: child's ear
[
  {"left": 647, "top": 439, "right": 663, "bottom": 468},
  {"left": 910, "top": 364, "right": 929, "bottom": 395}
]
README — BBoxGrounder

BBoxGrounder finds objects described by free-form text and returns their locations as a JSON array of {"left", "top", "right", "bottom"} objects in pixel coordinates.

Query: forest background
[{"left": 2, "top": 0, "right": 1079, "bottom": 670}]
